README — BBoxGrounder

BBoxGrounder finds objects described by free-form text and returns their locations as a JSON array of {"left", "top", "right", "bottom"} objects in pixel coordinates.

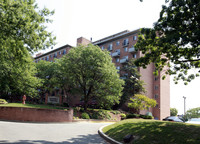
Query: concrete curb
[
  {"left": 73, "top": 119, "right": 119, "bottom": 123},
  {"left": 98, "top": 125, "right": 122, "bottom": 144}
]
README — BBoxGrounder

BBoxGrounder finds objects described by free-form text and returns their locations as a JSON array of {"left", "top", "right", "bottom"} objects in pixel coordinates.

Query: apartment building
[
  {"left": 34, "top": 29, "right": 170, "bottom": 120},
  {"left": 77, "top": 29, "right": 170, "bottom": 120},
  {"left": 34, "top": 44, "right": 71, "bottom": 63}
]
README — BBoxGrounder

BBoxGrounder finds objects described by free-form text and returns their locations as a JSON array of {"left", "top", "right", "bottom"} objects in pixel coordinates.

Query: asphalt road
[{"left": 0, "top": 121, "right": 111, "bottom": 144}]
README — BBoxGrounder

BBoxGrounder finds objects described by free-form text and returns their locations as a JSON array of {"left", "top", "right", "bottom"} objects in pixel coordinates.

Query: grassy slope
[
  {"left": 103, "top": 119, "right": 200, "bottom": 144},
  {"left": 0, "top": 103, "right": 67, "bottom": 110}
]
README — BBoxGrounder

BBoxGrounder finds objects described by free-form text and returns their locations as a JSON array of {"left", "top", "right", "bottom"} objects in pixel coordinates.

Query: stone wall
[{"left": 0, "top": 107, "right": 73, "bottom": 122}]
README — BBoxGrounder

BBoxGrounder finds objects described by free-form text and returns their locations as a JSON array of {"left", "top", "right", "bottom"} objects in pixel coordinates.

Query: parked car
[
  {"left": 186, "top": 118, "right": 200, "bottom": 124},
  {"left": 163, "top": 116, "right": 183, "bottom": 122}
]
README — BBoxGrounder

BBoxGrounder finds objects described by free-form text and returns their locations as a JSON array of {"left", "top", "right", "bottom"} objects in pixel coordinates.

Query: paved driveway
[{"left": 0, "top": 121, "right": 111, "bottom": 144}]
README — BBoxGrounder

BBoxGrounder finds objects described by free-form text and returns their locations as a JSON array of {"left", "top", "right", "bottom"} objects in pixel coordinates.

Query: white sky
[{"left": 36, "top": 0, "right": 200, "bottom": 115}]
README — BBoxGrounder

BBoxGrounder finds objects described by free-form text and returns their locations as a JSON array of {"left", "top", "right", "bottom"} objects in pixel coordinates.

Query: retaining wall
[{"left": 0, "top": 107, "right": 73, "bottom": 122}]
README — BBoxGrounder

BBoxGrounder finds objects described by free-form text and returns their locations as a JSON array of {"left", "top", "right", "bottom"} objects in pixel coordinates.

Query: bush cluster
[
  {"left": 126, "top": 114, "right": 140, "bottom": 118},
  {"left": 120, "top": 113, "right": 126, "bottom": 119},
  {"left": 89, "top": 110, "right": 111, "bottom": 120},
  {"left": 0, "top": 99, "right": 8, "bottom": 104},
  {"left": 81, "top": 112, "right": 90, "bottom": 119}
]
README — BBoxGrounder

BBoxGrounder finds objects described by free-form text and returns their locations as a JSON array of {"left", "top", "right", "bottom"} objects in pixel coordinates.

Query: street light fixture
[{"left": 183, "top": 96, "right": 186, "bottom": 115}]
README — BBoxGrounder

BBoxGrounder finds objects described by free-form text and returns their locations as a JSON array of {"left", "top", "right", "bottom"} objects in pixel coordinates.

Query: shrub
[
  {"left": 126, "top": 114, "right": 139, "bottom": 119},
  {"left": 111, "top": 110, "right": 121, "bottom": 115},
  {"left": 81, "top": 112, "right": 90, "bottom": 119},
  {"left": 80, "top": 108, "right": 84, "bottom": 112},
  {"left": 145, "top": 112, "right": 153, "bottom": 117},
  {"left": 0, "top": 99, "right": 8, "bottom": 104},
  {"left": 90, "top": 111, "right": 99, "bottom": 119},
  {"left": 95, "top": 110, "right": 111, "bottom": 120},
  {"left": 139, "top": 114, "right": 154, "bottom": 119},
  {"left": 120, "top": 113, "right": 126, "bottom": 119}
]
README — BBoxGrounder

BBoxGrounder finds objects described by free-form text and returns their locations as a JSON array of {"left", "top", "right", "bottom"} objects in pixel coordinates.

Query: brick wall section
[
  {"left": 77, "top": 37, "right": 91, "bottom": 46},
  {"left": 160, "top": 70, "right": 170, "bottom": 120},
  {"left": 0, "top": 107, "right": 73, "bottom": 122}
]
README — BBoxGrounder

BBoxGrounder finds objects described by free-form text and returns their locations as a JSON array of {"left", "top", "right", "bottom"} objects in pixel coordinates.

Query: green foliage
[
  {"left": 186, "top": 107, "right": 200, "bottom": 118},
  {"left": 59, "top": 44, "right": 124, "bottom": 110},
  {"left": 119, "top": 59, "right": 146, "bottom": 106},
  {"left": 170, "top": 108, "right": 178, "bottom": 116},
  {"left": 0, "top": 0, "right": 55, "bottom": 98},
  {"left": 81, "top": 112, "right": 90, "bottom": 119},
  {"left": 90, "top": 109, "right": 111, "bottom": 120},
  {"left": 135, "top": 0, "right": 200, "bottom": 84},
  {"left": 120, "top": 113, "right": 126, "bottom": 119},
  {"left": 128, "top": 94, "right": 157, "bottom": 114},
  {"left": 0, "top": 99, "right": 8, "bottom": 104},
  {"left": 111, "top": 110, "right": 121, "bottom": 115},
  {"left": 140, "top": 114, "right": 154, "bottom": 119},
  {"left": 126, "top": 113, "right": 140, "bottom": 119},
  {"left": 36, "top": 60, "right": 58, "bottom": 97}
]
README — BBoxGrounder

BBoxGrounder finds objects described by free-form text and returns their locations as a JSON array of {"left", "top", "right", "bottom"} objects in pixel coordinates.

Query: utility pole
[{"left": 183, "top": 96, "right": 186, "bottom": 115}]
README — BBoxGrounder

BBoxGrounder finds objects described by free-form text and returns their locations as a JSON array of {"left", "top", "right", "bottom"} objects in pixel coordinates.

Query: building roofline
[
  {"left": 93, "top": 29, "right": 140, "bottom": 45},
  {"left": 34, "top": 44, "right": 72, "bottom": 59}
]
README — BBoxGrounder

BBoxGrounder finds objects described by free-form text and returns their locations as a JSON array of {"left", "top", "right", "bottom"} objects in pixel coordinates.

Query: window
[
  {"left": 50, "top": 54, "right": 52, "bottom": 58},
  {"left": 46, "top": 56, "right": 49, "bottom": 61},
  {"left": 101, "top": 46, "right": 104, "bottom": 50},
  {"left": 116, "top": 58, "right": 120, "bottom": 63},
  {"left": 133, "top": 36, "right": 137, "bottom": 41},
  {"left": 63, "top": 49, "right": 66, "bottom": 54},
  {"left": 108, "top": 44, "right": 112, "bottom": 51},
  {"left": 155, "top": 85, "right": 158, "bottom": 90},
  {"left": 42, "top": 57, "right": 44, "bottom": 60},
  {"left": 54, "top": 52, "right": 57, "bottom": 58},
  {"left": 155, "top": 77, "right": 158, "bottom": 81},
  {"left": 124, "top": 47, "right": 128, "bottom": 52},
  {"left": 123, "top": 38, "right": 129, "bottom": 46},
  {"left": 133, "top": 54, "right": 137, "bottom": 58},
  {"left": 59, "top": 51, "right": 62, "bottom": 55},
  {"left": 154, "top": 94, "right": 158, "bottom": 99},
  {"left": 116, "top": 41, "right": 120, "bottom": 46}
]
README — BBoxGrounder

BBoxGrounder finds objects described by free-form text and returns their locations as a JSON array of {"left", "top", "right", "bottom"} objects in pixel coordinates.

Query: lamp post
[{"left": 183, "top": 96, "right": 186, "bottom": 115}]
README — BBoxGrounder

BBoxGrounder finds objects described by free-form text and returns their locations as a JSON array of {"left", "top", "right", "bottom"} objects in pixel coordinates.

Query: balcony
[
  {"left": 112, "top": 51, "right": 120, "bottom": 57},
  {"left": 129, "top": 47, "right": 135, "bottom": 53},
  {"left": 120, "top": 58, "right": 128, "bottom": 64}
]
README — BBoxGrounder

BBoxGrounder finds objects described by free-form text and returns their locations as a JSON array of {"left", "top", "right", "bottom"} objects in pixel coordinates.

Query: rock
[{"left": 123, "top": 134, "right": 133, "bottom": 143}]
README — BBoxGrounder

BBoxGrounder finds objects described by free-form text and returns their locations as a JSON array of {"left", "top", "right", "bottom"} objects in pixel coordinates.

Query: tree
[
  {"left": 135, "top": 0, "right": 200, "bottom": 85},
  {"left": 60, "top": 44, "right": 124, "bottom": 110},
  {"left": 128, "top": 94, "right": 157, "bottom": 114},
  {"left": 0, "top": 0, "right": 55, "bottom": 99},
  {"left": 170, "top": 108, "right": 178, "bottom": 116},
  {"left": 119, "top": 59, "right": 146, "bottom": 107},
  {"left": 186, "top": 107, "right": 200, "bottom": 118},
  {"left": 36, "top": 60, "right": 58, "bottom": 101}
]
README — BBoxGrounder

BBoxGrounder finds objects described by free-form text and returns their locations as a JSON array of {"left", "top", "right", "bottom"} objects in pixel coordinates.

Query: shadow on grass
[
  {"left": 0, "top": 134, "right": 106, "bottom": 144},
  {"left": 104, "top": 120, "right": 200, "bottom": 144}
]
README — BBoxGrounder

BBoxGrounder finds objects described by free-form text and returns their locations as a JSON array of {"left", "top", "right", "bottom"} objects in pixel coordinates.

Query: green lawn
[
  {"left": 0, "top": 103, "right": 67, "bottom": 110},
  {"left": 103, "top": 119, "right": 200, "bottom": 144}
]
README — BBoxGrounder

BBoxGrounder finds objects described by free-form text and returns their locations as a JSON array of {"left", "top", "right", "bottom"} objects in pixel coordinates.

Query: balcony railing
[
  {"left": 112, "top": 51, "right": 120, "bottom": 57},
  {"left": 129, "top": 47, "right": 135, "bottom": 53},
  {"left": 120, "top": 58, "right": 128, "bottom": 64}
]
